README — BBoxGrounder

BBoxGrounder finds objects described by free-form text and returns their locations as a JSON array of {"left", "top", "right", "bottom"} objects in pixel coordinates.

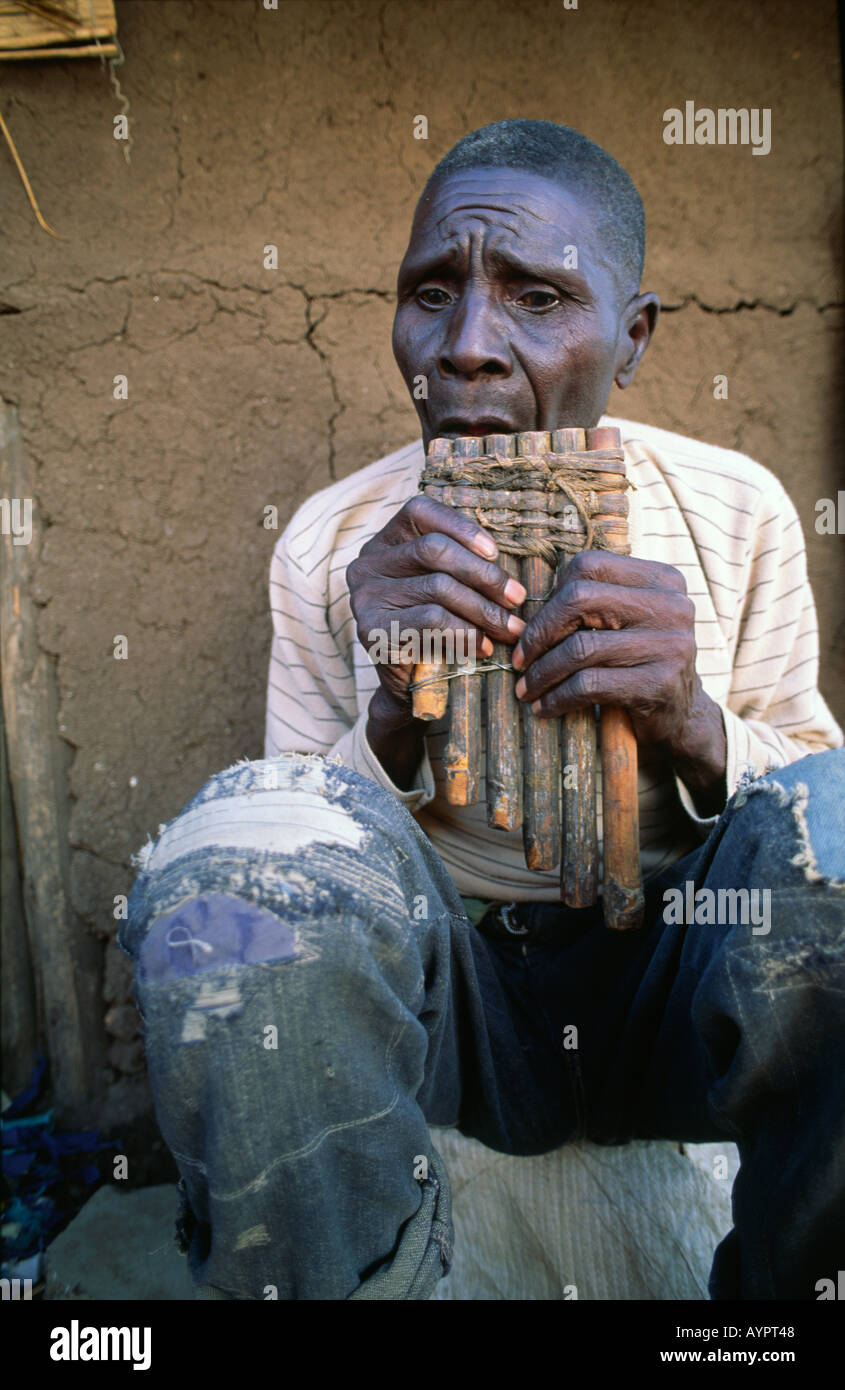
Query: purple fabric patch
[{"left": 139, "top": 893, "right": 297, "bottom": 981}]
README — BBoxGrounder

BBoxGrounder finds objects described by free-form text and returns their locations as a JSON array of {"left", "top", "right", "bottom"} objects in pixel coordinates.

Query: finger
[
  {"left": 363, "top": 581, "right": 526, "bottom": 651},
  {"left": 513, "top": 583, "right": 694, "bottom": 669},
  {"left": 359, "top": 494, "right": 499, "bottom": 561},
  {"left": 362, "top": 606, "right": 499, "bottom": 664},
  {"left": 352, "top": 532, "right": 526, "bottom": 609},
  {"left": 564, "top": 548, "right": 689, "bottom": 593},
  {"left": 515, "top": 628, "right": 692, "bottom": 702},
  {"left": 526, "top": 661, "right": 679, "bottom": 718},
  {"left": 364, "top": 624, "right": 496, "bottom": 665}
]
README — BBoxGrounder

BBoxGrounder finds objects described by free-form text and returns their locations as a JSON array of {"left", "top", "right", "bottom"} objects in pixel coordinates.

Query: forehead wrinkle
[
  {"left": 431, "top": 195, "right": 553, "bottom": 234},
  {"left": 406, "top": 186, "right": 623, "bottom": 298},
  {"left": 429, "top": 222, "right": 602, "bottom": 287},
  {"left": 435, "top": 211, "right": 518, "bottom": 243},
  {"left": 420, "top": 175, "right": 621, "bottom": 266},
  {"left": 430, "top": 214, "right": 560, "bottom": 269}
]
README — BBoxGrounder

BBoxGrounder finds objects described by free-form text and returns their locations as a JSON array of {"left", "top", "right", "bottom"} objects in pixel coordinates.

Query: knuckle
[
  {"left": 568, "top": 579, "right": 594, "bottom": 609},
  {"left": 481, "top": 599, "right": 505, "bottom": 629},
  {"left": 566, "top": 549, "right": 593, "bottom": 578},
  {"left": 570, "top": 628, "right": 594, "bottom": 664},
  {"left": 531, "top": 606, "right": 555, "bottom": 645},
  {"left": 653, "top": 560, "right": 686, "bottom": 593},
  {"left": 357, "top": 530, "right": 383, "bottom": 557},
  {"left": 417, "top": 532, "right": 450, "bottom": 568},
  {"left": 569, "top": 667, "right": 598, "bottom": 699},
  {"left": 420, "top": 603, "right": 448, "bottom": 631},
  {"left": 664, "top": 591, "right": 695, "bottom": 628},
  {"left": 678, "top": 593, "right": 696, "bottom": 624},
  {"left": 422, "top": 571, "right": 451, "bottom": 601}
]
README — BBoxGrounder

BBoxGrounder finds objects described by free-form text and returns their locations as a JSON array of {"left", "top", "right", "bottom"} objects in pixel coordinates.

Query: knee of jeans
[
  {"left": 166, "top": 752, "right": 408, "bottom": 845},
  {"left": 129, "top": 752, "right": 397, "bottom": 883},
  {"left": 120, "top": 752, "right": 424, "bottom": 993},
  {"left": 730, "top": 748, "right": 845, "bottom": 887}
]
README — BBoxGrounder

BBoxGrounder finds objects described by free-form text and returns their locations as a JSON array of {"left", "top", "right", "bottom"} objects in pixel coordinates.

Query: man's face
[{"left": 393, "top": 167, "right": 657, "bottom": 446}]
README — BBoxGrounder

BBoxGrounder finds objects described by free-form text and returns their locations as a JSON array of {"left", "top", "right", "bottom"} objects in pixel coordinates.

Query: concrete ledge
[{"left": 45, "top": 1185, "right": 194, "bottom": 1301}]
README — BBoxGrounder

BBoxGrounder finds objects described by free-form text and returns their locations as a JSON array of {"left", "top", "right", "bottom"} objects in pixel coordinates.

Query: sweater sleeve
[
  {"left": 263, "top": 527, "right": 436, "bottom": 813},
  {"left": 675, "top": 481, "right": 843, "bottom": 827}
]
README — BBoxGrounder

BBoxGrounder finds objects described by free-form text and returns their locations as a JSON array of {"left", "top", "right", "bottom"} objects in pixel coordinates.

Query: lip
[{"left": 435, "top": 416, "right": 518, "bottom": 438}]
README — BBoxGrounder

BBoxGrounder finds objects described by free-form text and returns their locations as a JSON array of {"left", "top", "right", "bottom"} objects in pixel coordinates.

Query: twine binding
[{"left": 419, "top": 449, "right": 632, "bottom": 566}]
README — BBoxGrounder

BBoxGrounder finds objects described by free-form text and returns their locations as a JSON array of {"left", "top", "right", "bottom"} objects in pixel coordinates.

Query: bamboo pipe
[
  {"left": 587, "top": 426, "right": 644, "bottom": 932},
  {"left": 411, "top": 437, "right": 452, "bottom": 721},
  {"left": 442, "top": 437, "right": 483, "bottom": 805},
  {"left": 553, "top": 427, "right": 599, "bottom": 907},
  {"left": 517, "top": 430, "right": 561, "bottom": 870},
  {"left": 483, "top": 433, "right": 523, "bottom": 832}
]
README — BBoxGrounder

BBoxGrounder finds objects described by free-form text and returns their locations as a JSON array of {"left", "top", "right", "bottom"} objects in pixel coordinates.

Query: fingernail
[
  {"left": 530, "top": 701, "right": 542, "bottom": 715},
  {"left": 512, "top": 646, "right": 524, "bottom": 670},
  {"left": 481, "top": 636, "right": 494, "bottom": 656},
  {"left": 505, "top": 579, "right": 526, "bottom": 604},
  {"left": 475, "top": 535, "right": 497, "bottom": 558},
  {"left": 507, "top": 615, "right": 526, "bottom": 636},
  {"left": 515, "top": 678, "right": 526, "bottom": 699}
]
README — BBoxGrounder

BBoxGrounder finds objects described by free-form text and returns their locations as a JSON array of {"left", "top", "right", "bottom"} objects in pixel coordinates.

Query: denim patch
[{"left": 139, "top": 893, "right": 298, "bottom": 983}]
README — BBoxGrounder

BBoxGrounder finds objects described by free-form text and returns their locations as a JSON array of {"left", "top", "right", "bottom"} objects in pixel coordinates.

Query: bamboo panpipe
[{"left": 410, "top": 426, "right": 643, "bottom": 930}]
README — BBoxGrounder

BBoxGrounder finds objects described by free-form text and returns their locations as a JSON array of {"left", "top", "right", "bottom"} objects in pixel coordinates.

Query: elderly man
[{"left": 122, "top": 120, "right": 844, "bottom": 1301}]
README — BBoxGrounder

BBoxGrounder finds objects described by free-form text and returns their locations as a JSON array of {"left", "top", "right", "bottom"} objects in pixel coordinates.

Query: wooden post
[
  {"left": 0, "top": 400, "right": 100, "bottom": 1111},
  {"left": 1, "top": 691, "right": 37, "bottom": 1097}
]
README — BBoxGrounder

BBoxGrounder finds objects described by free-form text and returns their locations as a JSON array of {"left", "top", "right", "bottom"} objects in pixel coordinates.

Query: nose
[{"left": 438, "top": 288, "right": 511, "bottom": 380}]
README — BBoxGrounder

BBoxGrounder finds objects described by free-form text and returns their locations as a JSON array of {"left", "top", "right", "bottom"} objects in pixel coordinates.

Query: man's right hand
[{"left": 347, "top": 494, "right": 528, "bottom": 723}]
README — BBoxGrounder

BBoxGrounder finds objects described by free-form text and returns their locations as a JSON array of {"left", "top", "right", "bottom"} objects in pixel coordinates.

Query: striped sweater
[{"left": 264, "top": 415, "right": 843, "bottom": 901}]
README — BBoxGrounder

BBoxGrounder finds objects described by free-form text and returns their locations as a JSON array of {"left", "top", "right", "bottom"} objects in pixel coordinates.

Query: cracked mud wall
[{"left": 1, "top": 0, "right": 842, "bottom": 1120}]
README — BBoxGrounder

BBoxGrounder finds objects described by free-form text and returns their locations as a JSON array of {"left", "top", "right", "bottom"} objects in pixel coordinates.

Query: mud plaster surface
[{"left": 0, "top": 0, "right": 842, "bottom": 1110}]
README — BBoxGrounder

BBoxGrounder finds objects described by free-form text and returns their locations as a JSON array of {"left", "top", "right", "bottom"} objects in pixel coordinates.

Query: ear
[{"left": 614, "top": 292, "right": 660, "bottom": 389}]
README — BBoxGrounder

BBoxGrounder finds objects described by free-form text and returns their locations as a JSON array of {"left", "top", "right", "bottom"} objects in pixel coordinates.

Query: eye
[
  {"left": 417, "top": 286, "right": 452, "bottom": 308},
  {"left": 515, "top": 289, "right": 562, "bottom": 310}
]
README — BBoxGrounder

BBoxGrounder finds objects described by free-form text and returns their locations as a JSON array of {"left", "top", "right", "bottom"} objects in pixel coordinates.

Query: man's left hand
[{"left": 511, "top": 550, "right": 727, "bottom": 801}]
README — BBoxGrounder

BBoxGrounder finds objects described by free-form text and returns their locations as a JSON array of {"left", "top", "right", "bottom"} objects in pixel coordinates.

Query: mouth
[{"left": 435, "top": 416, "right": 518, "bottom": 438}]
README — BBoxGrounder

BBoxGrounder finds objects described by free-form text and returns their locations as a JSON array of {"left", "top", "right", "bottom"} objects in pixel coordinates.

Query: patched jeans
[{"left": 119, "top": 749, "right": 845, "bottom": 1300}]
